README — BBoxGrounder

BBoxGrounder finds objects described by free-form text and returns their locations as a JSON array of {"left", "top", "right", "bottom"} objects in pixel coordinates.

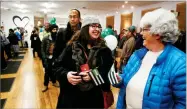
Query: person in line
[
  {"left": 41, "top": 24, "right": 59, "bottom": 92},
  {"left": 8, "top": 29, "right": 19, "bottom": 57},
  {"left": 0, "top": 26, "right": 12, "bottom": 59},
  {"left": 55, "top": 17, "right": 113, "bottom": 108},
  {"left": 30, "top": 27, "right": 41, "bottom": 58},
  {"left": 115, "top": 8, "right": 186, "bottom": 109},
  {"left": 1, "top": 32, "right": 8, "bottom": 70},
  {"left": 53, "top": 9, "right": 82, "bottom": 60}
]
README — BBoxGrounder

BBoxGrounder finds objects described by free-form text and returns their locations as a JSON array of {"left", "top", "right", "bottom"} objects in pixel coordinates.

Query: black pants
[
  {"left": 24, "top": 41, "right": 28, "bottom": 48},
  {"left": 1, "top": 46, "right": 7, "bottom": 69},
  {"left": 33, "top": 47, "right": 42, "bottom": 59},
  {"left": 4, "top": 44, "right": 12, "bottom": 59},
  {"left": 44, "top": 58, "right": 56, "bottom": 86},
  {"left": 33, "top": 48, "right": 37, "bottom": 57}
]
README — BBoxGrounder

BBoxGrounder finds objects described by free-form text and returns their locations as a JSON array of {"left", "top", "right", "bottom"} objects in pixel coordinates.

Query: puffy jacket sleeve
[{"left": 171, "top": 57, "right": 186, "bottom": 109}]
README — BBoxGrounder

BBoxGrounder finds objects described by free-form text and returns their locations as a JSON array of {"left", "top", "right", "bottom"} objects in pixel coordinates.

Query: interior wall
[
  {"left": 102, "top": 1, "right": 184, "bottom": 33},
  {"left": 120, "top": 13, "right": 133, "bottom": 32},
  {"left": 1, "top": 10, "right": 34, "bottom": 46}
]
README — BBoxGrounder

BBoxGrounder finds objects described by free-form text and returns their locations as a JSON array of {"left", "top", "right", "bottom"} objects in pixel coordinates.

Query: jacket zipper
[{"left": 147, "top": 74, "right": 155, "bottom": 96}]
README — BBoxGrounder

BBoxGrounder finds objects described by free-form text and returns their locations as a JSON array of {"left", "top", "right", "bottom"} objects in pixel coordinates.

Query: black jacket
[
  {"left": 55, "top": 41, "right": 114, "bottom": 108},
  {"left": 53, "top": 22, "right": 81, "bottom": 59},
  {"left": 41, "top": 35, "right": 56, "bottom": 67},
  {"left": 8, "top": 33, "right": 19, "bottom": 45},
  {"left": 30, "top": 33, "right": 41, "bottom": 49}
]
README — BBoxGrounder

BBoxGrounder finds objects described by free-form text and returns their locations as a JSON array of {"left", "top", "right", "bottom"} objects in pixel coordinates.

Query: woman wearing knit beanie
[{"left": 55, "top": 17, "right": 114, "bottom": 108}]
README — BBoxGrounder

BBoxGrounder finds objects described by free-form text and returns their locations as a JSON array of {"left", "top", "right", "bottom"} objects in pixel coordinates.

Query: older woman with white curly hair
[{"left": 115, "top": 8, "right": 186, "bottom": 109}]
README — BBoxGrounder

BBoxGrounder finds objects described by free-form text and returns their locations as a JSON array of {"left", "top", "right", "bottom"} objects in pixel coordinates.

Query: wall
[
  {"left": 132, "top": 1, "right": 182, "bottom": 30},
  {"left": 1, "top": 10, "right": 34, "bottom": 46},
  {"left": 101, "top": 1, "right": 184, "bottom": 33}
]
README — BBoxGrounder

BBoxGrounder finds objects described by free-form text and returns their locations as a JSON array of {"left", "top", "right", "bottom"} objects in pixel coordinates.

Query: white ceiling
[{"left": 1, "top": 1, "right": 163, "bottom": 19}]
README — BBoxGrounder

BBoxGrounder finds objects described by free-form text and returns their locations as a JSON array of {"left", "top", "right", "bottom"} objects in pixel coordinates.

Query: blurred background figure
[
  {"left": 30, "top": 27, "right": 41, "bottom": 58},
  {"left": 23, "top": 30, "right": 29, "bottom": 48},
  {"left": 119, "top": 26, "right": 136, "bottom": 72},
  {"left": 8, "top": 28, "right": 19, "bottom": 57},
  {"left": 0, "top": 26, "right": 12, "bottom": 59}
]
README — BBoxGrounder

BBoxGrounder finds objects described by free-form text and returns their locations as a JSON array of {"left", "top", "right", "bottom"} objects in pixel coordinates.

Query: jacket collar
[{"left": 135, "top": 44, "right": 172, "bottom": 65}]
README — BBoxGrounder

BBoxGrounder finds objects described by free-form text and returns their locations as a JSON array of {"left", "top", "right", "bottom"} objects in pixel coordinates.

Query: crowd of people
[{"left": 1, "top": 8, "right": 186, "bottom": 109}]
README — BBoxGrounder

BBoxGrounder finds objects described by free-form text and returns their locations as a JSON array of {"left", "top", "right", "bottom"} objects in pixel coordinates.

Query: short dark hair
[
  {"left": 71, "top": 9, "right": 81, "bottom": 18},
  {"left": 9, "top": 28, "right": 14, "bottom": 33}
]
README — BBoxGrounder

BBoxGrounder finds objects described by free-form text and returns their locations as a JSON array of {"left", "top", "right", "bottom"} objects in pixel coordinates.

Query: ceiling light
[
  {"left": 131, "top": 6, "right": 134, "bottom": 9},
  {"left": 122, "top": 5, "right": 125, "bottom": 8},
  {"left": 116, "top": 11, "right": 118, "bottom": 14},
  {"left": 125, "top": 1, "right": 128, "bottom": 4}
]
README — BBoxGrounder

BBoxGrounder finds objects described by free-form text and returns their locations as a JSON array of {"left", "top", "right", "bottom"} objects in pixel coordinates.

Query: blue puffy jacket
[{"left": 116, "top": 44, "right": 186, "bottom": 109}]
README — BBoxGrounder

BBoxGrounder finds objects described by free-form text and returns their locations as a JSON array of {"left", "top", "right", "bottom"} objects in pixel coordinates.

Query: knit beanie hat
[
  {"left": 81, "top": 17, "right": 100, "bottom": 28},
  {"left": 128, "top": 26, "right": 136, "bottom": 33}
]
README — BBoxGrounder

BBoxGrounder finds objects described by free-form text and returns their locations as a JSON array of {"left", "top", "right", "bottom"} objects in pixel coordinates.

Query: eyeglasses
[
  {"left": 89, "top": 24, "right": 102, "bottom": 29},
  {"left": 142, "top": 28, "right": 150, "bottom": 32}
]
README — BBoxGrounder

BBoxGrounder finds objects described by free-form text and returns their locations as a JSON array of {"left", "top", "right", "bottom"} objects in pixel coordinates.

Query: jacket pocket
[{"left": 147, "top": 74, "right": 155, "bottom": 96}]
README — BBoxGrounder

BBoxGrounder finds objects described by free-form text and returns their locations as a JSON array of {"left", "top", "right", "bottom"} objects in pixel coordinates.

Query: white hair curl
[{"left": 140, "top": 8, "right": 180, "bottom": 44}]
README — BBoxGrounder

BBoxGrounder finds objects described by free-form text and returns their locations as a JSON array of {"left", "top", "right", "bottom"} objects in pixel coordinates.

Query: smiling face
[
  {"left": 140, "top": 26, "right": 161, "bottom": 50},
  {"left": 89, "top": 23, "right": 101, "bottom": 39}
]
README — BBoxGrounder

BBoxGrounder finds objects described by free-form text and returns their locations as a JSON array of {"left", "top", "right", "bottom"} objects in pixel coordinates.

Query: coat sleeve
[
  {"left": 120, "top": 37, "right": 136, "bottom": 66},
  {"left": 41, "top": 37, "right": 47, "bottom": 66},
  {"left": 53, "top": 28, "right": 65, "bottom": 59},
  {"left": 171, "top": 58, "right": 186, "bottom": 109},
  {"left": 55, "top": 45, "right": 74, "bottom": 88},
  {"left": 98, "top": 48, "right": 114, "bottom": 91}
]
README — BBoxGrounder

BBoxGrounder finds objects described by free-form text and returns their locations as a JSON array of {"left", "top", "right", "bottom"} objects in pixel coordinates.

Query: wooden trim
[
  {"left": 176, "top": 2, "right": 186, "bottom": 31},
  {"left": 120, "top": 13, "right": 133, "bottom": 32},
  {"left": 106, "top": 16, "right": 114, "bottom": 29}
]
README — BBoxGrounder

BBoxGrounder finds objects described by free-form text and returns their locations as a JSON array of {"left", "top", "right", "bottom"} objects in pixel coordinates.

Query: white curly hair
[{"left": 140, "top": 8, "right": 180, "bottom": 44}]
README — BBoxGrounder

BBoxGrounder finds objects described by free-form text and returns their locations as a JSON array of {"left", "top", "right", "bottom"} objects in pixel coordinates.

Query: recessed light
[
  {"left": 122, "top": 5, "right": 125, "bottom": 8},
  {"left": 116, "top": 11, "right": 118, "bottom": 14},
  {"left": 131, "top": 6, "right": 134, "bottom": 9},
  {"left": 125, "top": 1, "right": 128, "bottom": 4}
]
